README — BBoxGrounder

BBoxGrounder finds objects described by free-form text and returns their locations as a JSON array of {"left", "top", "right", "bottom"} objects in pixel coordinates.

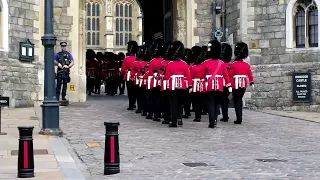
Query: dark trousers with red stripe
[
  {"left": 161, "top": 91, "right": 171, "bottom": 121},
  {"left": 232, "top": 88, "right": 246, "bottom": 122},
  {"left": 220, "top": 87, "right": 231, "bottom": 121},
  {"left": 206, "top": 91, "right": 222, "bottom": 125},
  {"left": 137, "top": 86, "right": 147, "bottom": 112},
  {"left": 126, "top": 81, "right": 136, "bottom": 108},
  {"left": 192, "top": 93, "right": 203, "bottom": 119},
  {"left": 152, "top": 87, "right": 162, "bottom": 118},
  {"left": 169, "top": 90, "right": 184, "bottom": 125}
]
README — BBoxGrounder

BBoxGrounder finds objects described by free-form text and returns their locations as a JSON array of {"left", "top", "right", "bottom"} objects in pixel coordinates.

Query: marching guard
[
  {"left": 230, "top": 42, "right": 254, "bottom": 124},
  {"left": 219, "top": 43, "right": 233, "bottom": 122},
  {"left": 201, "top": 40, "right": 231, "bottom": 128},
  {"left": 106, "top": 52, "right": 120, "bottom": 96},
  {"left": 146, "top": 38, "right": 164, "bottom": 121},
  {"left": 163, "top": 41, "right": 192, "bottom": 128},
  {"left": 121, "top": 41, "right": 139, "bottom": 110}
]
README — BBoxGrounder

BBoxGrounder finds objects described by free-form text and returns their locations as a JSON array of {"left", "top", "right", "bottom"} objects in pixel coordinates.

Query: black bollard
[
  {"left": 104, "top": 122, "right": 120, "bottom": 175},
  {"left": 17, "top": 126, "right": 34, "bottom": 178}
]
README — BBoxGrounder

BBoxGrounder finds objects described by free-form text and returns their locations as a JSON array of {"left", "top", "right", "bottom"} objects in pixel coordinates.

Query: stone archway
[{"left": 63, "top": 0, "right": 191, "bottom": 103}]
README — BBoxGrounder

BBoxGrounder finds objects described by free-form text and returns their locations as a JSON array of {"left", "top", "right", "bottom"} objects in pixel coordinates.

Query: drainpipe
[
  {"left": 212, "top": 0, "right": 217, "bottom": 40},
  {"left": 222, "top": 0, "right": 227, "bottom": 42}
]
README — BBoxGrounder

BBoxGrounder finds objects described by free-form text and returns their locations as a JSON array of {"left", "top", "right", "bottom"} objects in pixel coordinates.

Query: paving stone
[{"left": 60, "top": 95, "right": 320, "bottom": 179}]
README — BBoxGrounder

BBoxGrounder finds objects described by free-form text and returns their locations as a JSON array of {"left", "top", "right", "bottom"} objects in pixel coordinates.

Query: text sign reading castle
[{"left": 292, "top": 72, "right": 311, "bottom": 102}]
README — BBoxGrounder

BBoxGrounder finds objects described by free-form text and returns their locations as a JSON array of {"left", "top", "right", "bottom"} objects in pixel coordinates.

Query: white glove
[
  {"left": 228, "top": 87, "right": 232, "bottom": 93},
  {"left": 153, "top": 73, "right": 158, "bottom": 77},
  {"left": 189, "top": 88, "right": 192, "bottom": 93},
  {"left": 139, "top": 76, "right": 143, "bottom": 79},
  {"left": 251, "top": 84, "right": 254, "bottom": 90},
  {"left": 119, "top": 68, "right": 121, "bottom": 71}
]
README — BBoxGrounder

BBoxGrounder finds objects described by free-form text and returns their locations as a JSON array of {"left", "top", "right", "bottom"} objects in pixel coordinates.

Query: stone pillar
[
  {"left": 137, "top": 7, "right": 143, "bottom": 45},
  {"left": 105, "top": 0, "right": 114, "bottom": 52},
  {"left": 66, "top": 0, "right": 86, "bottom": 102},
  {"left": 174, "top": 0, "right": 187, "bottom": 45}
]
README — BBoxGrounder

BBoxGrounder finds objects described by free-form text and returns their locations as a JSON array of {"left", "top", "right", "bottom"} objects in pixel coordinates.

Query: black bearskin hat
[
  {"left": 138, "top": 42, "right": 153, "bottom": 62},
  {"left": 118, "top": 52, "right": 125, "bottom": 61},
  {"left": 161, "top": 41, "right": 172, "bottom": 60},
  {"left": 171, "top": 41, "right": 185, "bottom": 60},
  {"left": 136, "top": 46, "right": 144, "bottom": 60},
  {"left": 96, "top": 52, "right": 104, "bottom": 61},
  {"left": 191, "top": 46, "right": 204, "bottom": 65},
  {"left": 127, "top": 41, "right": 139, "bottom": 55},
  {"left": 234, "top": 42, "right": 248, "bottom": 60},
  {"left": 220, "top": 43, "right": 233, "bottom": 62},
  {"left": 86, "top": 49, "right": 96, "bottom": 60},
  {"left": 152, "top": 38, "right": 164, "bottom": 58},
  {"left": 207, "top": 40, "right": 221, "bottom": 59}
]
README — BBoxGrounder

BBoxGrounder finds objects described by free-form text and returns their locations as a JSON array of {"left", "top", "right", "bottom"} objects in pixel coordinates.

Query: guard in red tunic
[
  {"left": 229, "top": 42, "right": 254, "bottom": 124},
  {"left": 121, "top": 41, "right": 139, "bottom": 110},
  {"left": 189, "top": 46, "right": 205, "bottom": 122},
  {"left": 157, "top": 42, "right": 173, "bottom": 124},
  {"left": 86, "top": 49, "right": 97, "bottom": 95},
  {"left": 106, "top": 52, "right": 120, "bottom": 96},
  {"left": 117, "top": 52, "right": 126, "bottom": 95},
  {"left": 163, "top": 41, "right": 192, "bottom": 128},
  {"left": 182, "top": 48, "right": 193, "bottom": 119},
  {"left": 219, "top": 43, "right": 233, "bottom": 122},
  {"left": 201, "top": 40, "right": 231, "bottom": 128},
  {"left": 146, "top": 38, "right": 164, "bottom": 121}
]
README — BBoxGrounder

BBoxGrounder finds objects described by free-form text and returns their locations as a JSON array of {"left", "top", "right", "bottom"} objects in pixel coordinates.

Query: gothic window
[
  {"left": 115, "top": 3, "right": 133, "bottom": 46},
  {"left": 86, "top": 2, "right": 100, "bottom": 46},
  {"left": 293, "top": 0, "right": 318, "bottom": 48}
]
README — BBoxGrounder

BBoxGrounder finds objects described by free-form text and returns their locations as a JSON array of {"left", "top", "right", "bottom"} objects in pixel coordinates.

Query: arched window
[
  {"left": 291, "top": 0, "right": 319, "bottom": 48},
  {"left": 115, "top": 3, "right": 133, "bottom": 46},
  {"left": 86, "top": 2, "right": 100, "bottom": 46}
]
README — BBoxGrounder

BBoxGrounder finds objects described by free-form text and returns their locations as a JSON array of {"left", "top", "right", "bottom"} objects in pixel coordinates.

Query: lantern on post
[{"left": 19, "top": 39, "right": 35, "bottom": 62}]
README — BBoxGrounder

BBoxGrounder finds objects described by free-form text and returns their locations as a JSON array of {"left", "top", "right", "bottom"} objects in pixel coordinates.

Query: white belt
[
  {"left": 192, "top": 78, "right": 201, "bottom": 92},
  {"left": 234, "top": 75, "right": 247, "bottom": 89},
  {"left": 147, "top": 76, "right": 153, "bottom": 89},
  {"left": 170, "top": 75, "right": 184, "bottom": 90}
]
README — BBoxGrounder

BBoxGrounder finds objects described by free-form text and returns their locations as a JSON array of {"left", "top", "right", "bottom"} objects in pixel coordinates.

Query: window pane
[
  {"left": 295, "top": 9, "right": 305, "bottom": 47},
  {"left": 120, "top": 19, "right": 123, "bottom": 31},
  {"left": 92, "top": 32, "right": 96, "bottom": 45},
  {"left": 116, "top": 33, "right": 119, "bottom": 46},
  {"left": 87, "top": 18, "right": 91, "bottom": 30},
  {"left": 97, "top": 32, "right": 100, "bottom": 45},
  {"left": 120, "top": 4, "right": 123, "bottom": 17},
  {"left": 125, "top": 33, "right": 128, "bottom": 44},
  {"left": 92, "top": 3, "right": 95, "bottom": 16},
  {"left": 309, "top": 9, "right": 318, "bottom": 47},
  {"left": 129, "top": 5, "right": 132, "bottom": 17},
  {"left": 87, "top": 32, "right": 91, "bottom": 45},
  {"left": 92, "top": 18, "right": 95, "bottom": 30},
  {"left": 116, "top": 4, "right": 120, "bottom": 17},
  {"left": 125, "top": 4, "right": 128, "bottom": 17},
  {"left": 96, "top": 4, "right": 100, "bottom": 16},
  {"left": 86, "top": 3, "right": 91, "bottom": 16},
  {"left": 125, "top": 19, "right": 128, "bottom": 31},
  {"left": 129, "top": 33, "right": 132, "bottom": 40},
  {"left": 129, "top": 19, "right": 132, "bottom": 31},
  {"left": 96, "top": 18, "right": 100, "bottom": 30},
  {"left": 116, "top": 19, "right": 119, "bottom": 31},
  {"left": 120, "top": 33, "right": 123, "bottom": 45}
]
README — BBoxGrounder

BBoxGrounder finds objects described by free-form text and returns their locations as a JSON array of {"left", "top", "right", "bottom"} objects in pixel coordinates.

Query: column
[{"left": 105, "top": 0, "right": 114, "bottom": 52}]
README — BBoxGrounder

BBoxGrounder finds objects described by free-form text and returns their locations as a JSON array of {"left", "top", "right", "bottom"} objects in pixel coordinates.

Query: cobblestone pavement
[{"left": 60, "top": 95, "right": 320, "bottom": 180}]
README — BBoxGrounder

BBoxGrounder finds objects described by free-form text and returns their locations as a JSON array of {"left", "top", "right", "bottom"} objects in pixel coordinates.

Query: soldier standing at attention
[{"left": 54, "top": 42, "right": 74, "bottom": 101}]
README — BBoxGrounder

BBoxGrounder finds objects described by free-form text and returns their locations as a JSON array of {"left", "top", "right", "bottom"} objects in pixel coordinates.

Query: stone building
[{"left": 1, "top": 0, "right": 320, "bottom": 111}]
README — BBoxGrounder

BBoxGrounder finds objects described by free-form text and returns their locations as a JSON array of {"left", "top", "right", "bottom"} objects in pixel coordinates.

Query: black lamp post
[{"left": 39, "top": 0, "right": 62, "bottom": 136}]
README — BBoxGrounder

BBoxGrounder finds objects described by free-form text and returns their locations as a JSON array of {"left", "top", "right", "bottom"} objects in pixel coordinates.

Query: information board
[{"left": 292, "top": 72, "right": 311, "bottom": 102}]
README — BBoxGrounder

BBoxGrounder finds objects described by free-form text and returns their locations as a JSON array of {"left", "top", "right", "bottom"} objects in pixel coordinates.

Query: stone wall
[
  {"left": 194, "top": 0, "right": 212, "bottom": 45},
  {"left": 245, "top": 1, "right": 320, "bottom": 111},
  {"left": 225, "top": 0, "right": 239, "bottom": 43},
  {"left": 0, "top": 0, "right": 42, "bottom": 107},
  {"left": 53, "top": 0, "right": 73, "bottom": 51}
]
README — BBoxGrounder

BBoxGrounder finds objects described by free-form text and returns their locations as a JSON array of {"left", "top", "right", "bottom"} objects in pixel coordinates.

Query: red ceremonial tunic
[
  {"left": 190, "top": 64, "right": 206, "bottom": 93},
  {"left": 158, "top": 60, "right": 172, "bottom": 91},
  {"left": 163, "top": 59, "right": 192, "bottom": 91},
  {"left": 121, "top": 55, "right": 136, "bottom": 81},
  {"left": 146, "top": 57, "right": 163, "bottom": 89},
  {"left": 201, "top": 59, "right": 231, "bottom": 92},
  {"left": 131, "top": 60, "right": 142, "bottom": 85},
  {"left": 229, "top": 60, "right": 254, "bottom": 89}
]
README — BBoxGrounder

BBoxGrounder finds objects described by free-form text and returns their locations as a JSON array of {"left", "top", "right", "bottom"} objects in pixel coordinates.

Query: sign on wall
[
  {"left": 0, "top": 96, "right": 9, "bottom": 107},
  {"left": 292, "top": 72, "right": 311, "bottom": 102}
]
